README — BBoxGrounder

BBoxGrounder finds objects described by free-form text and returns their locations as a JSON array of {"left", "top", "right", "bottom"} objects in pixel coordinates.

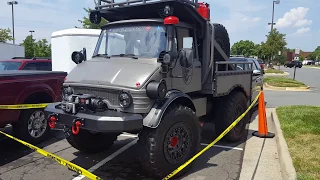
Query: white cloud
[
  {"left": 293, "top": 27, "right": 311, "bottom": 35},
  {"left": 220, "top": 13, "right": 261, "bottom": 33},
  {"left": 275, "top": 7, "right": 312, "bottom": 28}
]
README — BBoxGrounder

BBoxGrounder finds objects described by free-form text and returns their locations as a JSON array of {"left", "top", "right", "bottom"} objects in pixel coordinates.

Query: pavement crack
[{"left": 1, "top": 146, "right": 72, "bottom": 174}]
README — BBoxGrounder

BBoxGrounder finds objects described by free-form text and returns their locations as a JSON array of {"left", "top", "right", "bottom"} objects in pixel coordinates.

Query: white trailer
[
  {"left": 0, "top": 42, "right": 25, "bottom": 60},
  {"left": 51, "top": 28, "right": 101, "bottom": 73}
]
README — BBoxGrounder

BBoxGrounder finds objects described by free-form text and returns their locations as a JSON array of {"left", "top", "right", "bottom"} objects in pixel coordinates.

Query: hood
[{"left": 64, "top": 57, "right": 161, "bottom": 89}]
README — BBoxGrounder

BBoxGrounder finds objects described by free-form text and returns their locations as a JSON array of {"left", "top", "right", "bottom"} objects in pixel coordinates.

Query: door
[{"left": 171, "top": 27, "right": 201, "bottom": 93}]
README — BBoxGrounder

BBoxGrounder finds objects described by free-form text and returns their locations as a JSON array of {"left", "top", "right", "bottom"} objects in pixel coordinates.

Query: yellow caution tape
[
  {"left": 162, "top": 91, "right": 262, "bottom": 180},
  {"left": 0, "top": 103, "right": 49, "bottom": 109},
  {"left": 0, "top": 131, "right": 102, "bottom": 180}
]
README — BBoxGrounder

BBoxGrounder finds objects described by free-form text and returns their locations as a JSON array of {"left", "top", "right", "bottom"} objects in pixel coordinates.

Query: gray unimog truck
[{"left": 45, "top": 0, "right": 259, "bottom": 178}]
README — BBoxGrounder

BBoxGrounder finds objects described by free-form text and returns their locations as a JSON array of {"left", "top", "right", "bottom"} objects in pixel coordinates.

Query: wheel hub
[
  {"left": 28, "top": 111, "right": 47, "bottom": 138},
  {"left": 170, "top": 136, "right": 179, "bottom": 147},
  {"left": 164, "top": 123, "right": 192, "bottom": 164}
]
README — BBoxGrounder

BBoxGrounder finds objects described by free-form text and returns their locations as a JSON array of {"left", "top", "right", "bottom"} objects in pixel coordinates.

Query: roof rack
[
  {"left": 12, "top": 57, "right": 51, "bottom": 60},
  {"left": 94, "top": 0, "right": 199, "bottom": 10}
]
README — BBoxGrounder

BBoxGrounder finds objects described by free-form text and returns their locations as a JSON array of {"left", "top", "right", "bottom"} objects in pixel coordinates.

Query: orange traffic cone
[{"left": 252, "top": 91, "right": 275, "bottom": 138}]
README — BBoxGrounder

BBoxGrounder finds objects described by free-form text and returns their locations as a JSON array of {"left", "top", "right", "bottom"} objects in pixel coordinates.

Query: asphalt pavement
[
  {"left": 0, "top": 122, "right": 248, "bottom": 180},
  {"left": 264, "top": 66, "right": 320, "bottom": 108}
]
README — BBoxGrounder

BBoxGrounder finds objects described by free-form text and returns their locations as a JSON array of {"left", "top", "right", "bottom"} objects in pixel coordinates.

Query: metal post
[
  {"left": 271, "top": 2, "right": 275, "bottom": 32},
  {"left": 7, "top": 1, "right": 18, "bottom": 45},
  {"left": 11, "top": 4, "right": 15, "bottom": 44},
  {"left": 29, "top": 30, "right": 35, "bottom": 57},
  {"left": 293, "top": 65, "right": 296, "bottom": 80}
]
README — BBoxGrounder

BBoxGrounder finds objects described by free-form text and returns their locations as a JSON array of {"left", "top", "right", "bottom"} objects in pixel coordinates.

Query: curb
[
  {"left": 265, "top": 71, "right": 289, "bottom": 76},
  {"left": 270, "top": 108, "right": 297, "bottom": 180},
  {"left": 264, "top": 83, "right": 310, "bottom": 91},
  {"left": 303, "top": 66, "right": 320, "bottom": 69}
]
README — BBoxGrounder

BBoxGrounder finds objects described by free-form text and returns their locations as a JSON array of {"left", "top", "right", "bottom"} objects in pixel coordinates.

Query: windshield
[
  {"left": 0, "top": 61, "right": 22, "bottom": 70},
  {"left": 93, "top": 25, "right": 166, "bottom": 59}
]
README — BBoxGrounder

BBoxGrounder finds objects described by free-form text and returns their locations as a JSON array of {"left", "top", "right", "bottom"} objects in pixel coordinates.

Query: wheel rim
[
  {"left": 27, "top": 110, "right": 47, "bottom": 138},
  {"left": 164, "top": 122, "right": 193, "bottom": 164}
]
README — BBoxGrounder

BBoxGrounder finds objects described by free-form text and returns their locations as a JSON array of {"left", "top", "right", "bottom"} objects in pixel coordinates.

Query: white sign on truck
[
  {"left": 51, "top": 28, "right": 101, "bottom": 73},
  {"left": 0, "top": 42, "right": 25, "bottom": 60}
]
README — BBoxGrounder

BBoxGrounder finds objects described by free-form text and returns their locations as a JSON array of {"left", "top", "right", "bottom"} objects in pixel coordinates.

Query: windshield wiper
[
  {"left": 111, "top": 54, "right": 138, "bottom": 59},
  {"left": 92, "top": 54, "right": 110, "bottom": 58}
]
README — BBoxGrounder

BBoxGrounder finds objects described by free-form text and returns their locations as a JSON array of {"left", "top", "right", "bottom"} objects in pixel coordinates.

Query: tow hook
[
  {"left": 71, "top": 119, "right": 84, "bottom": 135},
  {"left": 48, "top": 114, "right": 58, "bottom": 129}
]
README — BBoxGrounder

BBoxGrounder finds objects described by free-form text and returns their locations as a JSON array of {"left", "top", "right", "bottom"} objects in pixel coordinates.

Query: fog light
[{"left": 119, "top": 92, "right": 132, "bottom": 108}]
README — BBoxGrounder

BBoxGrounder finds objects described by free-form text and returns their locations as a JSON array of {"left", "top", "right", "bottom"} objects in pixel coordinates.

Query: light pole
[
  {"left": 29, "top": 30, "right": 34, "bottom": 36},
  {"left": 268, "top": 0, "right": 280, "bottom": 32},
  {"left": 7, "top": 1, "right": 18, "bottom": 45},
  {"left": 29, "top": 30, "right": 35, "bottom": 57}
]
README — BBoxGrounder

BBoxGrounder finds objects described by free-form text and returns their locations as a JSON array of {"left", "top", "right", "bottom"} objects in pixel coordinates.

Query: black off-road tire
[
  {"left": 213, "top": 23, "right": 230, "bottom": 62},
  {"left": 12, "top": 108, "right": 50, "bottom": 145},
  {"left": 64, "top": 126, "right": 118, "bottom": 153},
  {"left": 137, "top": 105, "right": 201, "bottom": 178},
  {"left": 214, "top": 91, "right": 249, "bottom": 142}
]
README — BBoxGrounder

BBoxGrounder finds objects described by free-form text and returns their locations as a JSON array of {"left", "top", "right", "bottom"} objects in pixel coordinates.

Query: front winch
[{"left": 71, "top": 118, "right": 84, "bottom": 135}]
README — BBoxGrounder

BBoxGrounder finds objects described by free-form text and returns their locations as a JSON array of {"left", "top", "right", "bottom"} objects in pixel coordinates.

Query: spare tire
[{"left": 213, "top": 23, "right": 230, "bottom": 62}]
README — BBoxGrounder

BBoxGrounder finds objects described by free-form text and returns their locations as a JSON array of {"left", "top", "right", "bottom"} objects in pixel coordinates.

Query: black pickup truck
[{"left": 284, "top": 61, "right": 302, "bottom": 68}]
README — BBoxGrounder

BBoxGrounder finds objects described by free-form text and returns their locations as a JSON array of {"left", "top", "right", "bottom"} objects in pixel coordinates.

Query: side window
[
  {"left": 36, "top": 62, "right": 52, "bottom": 71},
  {"left": 22, "top": 63, "right": 37, "bottom": 70},
  {"left": 183, "top": 37, "right": 193, "bottom": 49},
  {"left": 176, "top": 27, "right": 192, "bottom": 49},
  {"left": 176, "top": 27, "right": 196, "bottom": 57}
]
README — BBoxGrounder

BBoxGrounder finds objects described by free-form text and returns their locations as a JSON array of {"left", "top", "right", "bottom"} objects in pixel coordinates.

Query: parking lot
[{"left": 0, "top": 117, "right": 254, "bottom": 180}]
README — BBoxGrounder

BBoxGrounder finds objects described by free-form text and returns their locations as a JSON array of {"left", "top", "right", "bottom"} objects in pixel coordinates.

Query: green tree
[
  {"left": 261, "top": 28, "right": 287, "bottom": 64},
  {"left": 20, "top": 35, "right": 36, "bottom": 57},
  {"left": 299, "top": 55, "right": 304, "bottom": 61},
  {"left": 231, "top": 40, "right": 256, "bottom": 57},
  {"left": 0, "top": 28, "right": 14, "bottom": 43},
  {"left": 273, "top": 54, "right": 286, "bottom": 65},
  {"left": 77, "top": 8, "right": 108, "bottom": 29},
  {"left": 34, "top": 39, "right": 51, "bottom": 57},
  {"left": 307, "top": 46, "right": 320, "bottom": 60}
]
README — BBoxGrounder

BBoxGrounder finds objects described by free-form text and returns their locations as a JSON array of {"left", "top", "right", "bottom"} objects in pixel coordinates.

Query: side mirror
[
  {"left": 253, "top": 69, "right": 261, "bottom": 76},
  {"left": 71, "top": 48, "right": 87, "bottom": 64},
  {"left": 179, "top": 48, "right": 193, "bottom": 68}
]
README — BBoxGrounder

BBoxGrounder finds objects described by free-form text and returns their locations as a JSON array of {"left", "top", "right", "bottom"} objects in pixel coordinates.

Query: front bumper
[{"left": 44, "top": 102, "right": 143, "bottom": 133}]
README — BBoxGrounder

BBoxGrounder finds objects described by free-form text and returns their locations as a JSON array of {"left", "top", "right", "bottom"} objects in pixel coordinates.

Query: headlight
[
  {"left": 61, "top": 86, "right": 74, "bottom": 101},
  {"left": 118, "top": 92, "right": 132, "bottom": 108}
]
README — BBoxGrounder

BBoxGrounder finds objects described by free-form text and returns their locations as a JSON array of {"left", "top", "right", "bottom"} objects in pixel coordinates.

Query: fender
[
  {"left": 15, "top": 83, "right": 55, "bottom": 105},
  {"left": 143, "top": 90, "right": 196, "bottom": 128}
]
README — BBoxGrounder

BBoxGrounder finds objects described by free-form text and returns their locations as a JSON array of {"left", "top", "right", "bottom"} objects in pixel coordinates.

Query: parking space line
[
  {"left": 201, "top": 143, "right": 243, "bottom": 151},
  {"left": 72, "top": 138, "right": 138, "bottom": 180}
]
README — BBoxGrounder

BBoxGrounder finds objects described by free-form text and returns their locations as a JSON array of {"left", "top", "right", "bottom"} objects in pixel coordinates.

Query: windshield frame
[{"left": 93, "top": 21, "right": 167, "bottom": 59}]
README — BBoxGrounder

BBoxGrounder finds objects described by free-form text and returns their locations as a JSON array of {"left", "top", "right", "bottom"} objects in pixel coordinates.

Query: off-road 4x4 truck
[{"left": 44, "top": 0, "right": 259, "bottom": 177}]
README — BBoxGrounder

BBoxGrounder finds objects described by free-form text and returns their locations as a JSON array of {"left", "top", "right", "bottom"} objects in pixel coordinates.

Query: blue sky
[{"left": 0, "top": 0, "right": 319, "bottom": 52}]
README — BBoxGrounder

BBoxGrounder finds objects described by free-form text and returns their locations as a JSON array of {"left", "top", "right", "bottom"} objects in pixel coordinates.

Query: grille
[{"left": 73, "top": 87, "right": 120, "bottom": 106}]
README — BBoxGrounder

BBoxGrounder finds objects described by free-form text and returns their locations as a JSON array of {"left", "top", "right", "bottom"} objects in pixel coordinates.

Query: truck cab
[{"left": 44, "top": 0, "right": 254, "bottom": 178}]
